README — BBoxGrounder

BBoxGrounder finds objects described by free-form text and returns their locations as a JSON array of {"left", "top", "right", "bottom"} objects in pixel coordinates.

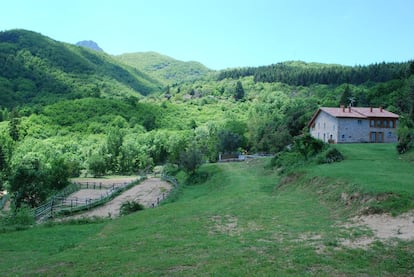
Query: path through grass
[{"left": 0, "top": 156, "right": 413, "bottom": 276}]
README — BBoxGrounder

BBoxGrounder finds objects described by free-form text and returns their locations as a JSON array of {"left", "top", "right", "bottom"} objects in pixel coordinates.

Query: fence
[{"left": 34, "top": 176, "right": 145, "bottom": 222}]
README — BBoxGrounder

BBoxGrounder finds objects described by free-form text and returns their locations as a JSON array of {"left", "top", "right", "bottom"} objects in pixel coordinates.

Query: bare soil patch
[
  {"left": 340, "top": 211, "right": 414, "bottom": 248},
  {"left": 64, "top": 178, "right": 172, "bottom": 219}
]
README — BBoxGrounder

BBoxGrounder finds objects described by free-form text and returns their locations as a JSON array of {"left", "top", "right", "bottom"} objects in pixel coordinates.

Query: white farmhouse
[{"left": 308, "top": 106, "right": 399, "bottom": 143}]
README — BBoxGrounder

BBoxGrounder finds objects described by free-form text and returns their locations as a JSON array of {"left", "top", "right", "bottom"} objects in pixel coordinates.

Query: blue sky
[{"left": 1, "top": 0, "right": 413, "bottom": 69}]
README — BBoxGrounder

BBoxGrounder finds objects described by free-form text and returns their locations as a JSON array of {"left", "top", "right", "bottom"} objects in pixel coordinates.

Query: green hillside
[
  {"left": 1, "top": 146, "right": 413, "bottom": 276},
  {"left": 115, "top": 51, "right": 214, "bottom": 85},
  {"left": 0, "top": 29, "right": 162, "bottom": 108}
]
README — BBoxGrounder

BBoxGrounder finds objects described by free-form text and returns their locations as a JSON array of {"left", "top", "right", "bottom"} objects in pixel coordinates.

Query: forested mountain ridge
[
  {"left": 115, "top": 51, "right": 214, "bottom": 85},
  {"left": 0, "top": 29, "right": 162, "bottom": 108},
  {"left": 218, "top": 60, "right": 412, "bottom": 86}
]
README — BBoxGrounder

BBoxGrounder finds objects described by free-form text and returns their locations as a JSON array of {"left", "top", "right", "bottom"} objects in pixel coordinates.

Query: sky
[{"left": 1, "top": 0, "right": 413, "bottom": 70}]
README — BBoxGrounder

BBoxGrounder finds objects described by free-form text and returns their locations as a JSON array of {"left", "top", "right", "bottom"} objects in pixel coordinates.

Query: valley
[{"left": 0, "top": 28, "right": 413, "bottom": 276}]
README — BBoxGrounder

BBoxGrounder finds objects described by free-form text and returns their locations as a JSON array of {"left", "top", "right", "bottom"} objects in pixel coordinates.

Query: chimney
[
  {"left": 340, "top": 105, "right": 345, "bottom": 112},
  {"left": 380, "top": 106, "right": 383, "bottom": 112},
  {"left": 370, "top": 107, "right": 373, "bottom": 112},
  {"left": 348, "top": 106, "right": 351, "bottom": 113}
]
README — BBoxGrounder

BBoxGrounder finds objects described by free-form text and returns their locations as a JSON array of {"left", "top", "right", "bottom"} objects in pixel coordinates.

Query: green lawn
[
  {"left": 0, "top": 156, "right": 413, "bottom": 276},
  {"left": 307, "top": 143, "right": 414, "bottom": 194}
]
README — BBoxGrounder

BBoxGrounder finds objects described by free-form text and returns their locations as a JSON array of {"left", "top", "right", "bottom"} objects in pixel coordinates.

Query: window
[
  {"left": 377, "top": 120, "right": 381, "bottom": 127},
  {"left": 384, "top": 120, "right": 389, "bottom": 128},
  {"left": 390, "top": 120, "right": 395, "bottom": 128},
  {"left": 370, "top": 119, "right": 375, "bottom": 127},
  {"left": 357, "top": 120, "right": 362, "bottom": 125}
]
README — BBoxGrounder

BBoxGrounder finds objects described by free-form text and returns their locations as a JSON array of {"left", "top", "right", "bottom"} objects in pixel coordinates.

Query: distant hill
[
  {"left": 218, "top": 60, "right": 411, "bottom": 86},
  {"left": 0, "top": 29, "right": 161, "bottom": 108},
  {"left": 115, "top": 51, "right": 214, "bottom": 85},
  {"left": 76, "top": 40, "right": 104, "bottom": 52}
]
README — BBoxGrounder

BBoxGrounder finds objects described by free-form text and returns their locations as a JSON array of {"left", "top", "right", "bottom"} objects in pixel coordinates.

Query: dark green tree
[
  {"left": 9, "top": 159, "right": 49, "bottom": 208},
  {"left": 218, "top": 129, "right": 243, "bottom": 153},
  {"left": 234, "top": 81, "right": 245, "bottom": 101},
  {"left": 339, "top": 85, "right": 352, "bottom": 106},
  {"left": 48, "top": 157, "right": 70, "bottom": 190},
  {"left": 179, "top": 144, "right": 204, "bottom": 176}
]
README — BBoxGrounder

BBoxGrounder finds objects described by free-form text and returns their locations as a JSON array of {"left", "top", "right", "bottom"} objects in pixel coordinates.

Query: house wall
[
  {"left": 337, "top": 118, "right": 370, "bottom": 143},
  {"left": 309, "top": 111, "right": 339, "bottom": 143}
]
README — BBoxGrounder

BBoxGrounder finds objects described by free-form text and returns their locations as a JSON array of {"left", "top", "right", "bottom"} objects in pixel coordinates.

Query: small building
[{"left": 308, "top": 106, "right": 399, "bottom": 143}]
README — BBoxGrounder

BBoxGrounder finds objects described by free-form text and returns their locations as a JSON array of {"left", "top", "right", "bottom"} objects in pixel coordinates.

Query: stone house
[{"left": 308, "top": 106, "right": 399, "bottom": 143}]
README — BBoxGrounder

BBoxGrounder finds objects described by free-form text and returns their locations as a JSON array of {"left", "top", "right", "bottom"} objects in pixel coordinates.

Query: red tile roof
[{"left": 308, "top": 107, "right": 399, "bottom": 128}]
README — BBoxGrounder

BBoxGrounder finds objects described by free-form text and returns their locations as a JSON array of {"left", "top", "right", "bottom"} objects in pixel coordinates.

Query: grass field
[
  {"left": 0, "top": 145, "right": 413, "bottom": 276},
  {"left": 306, "top": 143, "right": 414, "bottom": 214}
]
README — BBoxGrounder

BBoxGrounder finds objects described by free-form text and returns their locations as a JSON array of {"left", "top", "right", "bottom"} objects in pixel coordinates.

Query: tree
[
  {"left": 106, "top": 128, "right": 124, "bottom": 172},
  {"left": 0, "top": 144, "right": 6, "bottom": 191},
  {"left": 234, "top": 81, "right": 245, "bottom": 101},
  {"left": 0, "top": 144, "right": 6, "bottom": 172},
  {"left": 339, "top": 85, "right": 352, "bottom": 106},
  {"left": 48, "top": 157, "right": 70, "bottom": 190},
  {"left": 8, "top": 109, "right": 20, "bottom": 141},
  {"left": 88, "top": 154, "right": 107, "bottom": 177},
  {"left": 179, "top": 144, "right": 204, "bottom": 176},
  {"left": 8, "top": 159, "right": 49, "bottom": 208},
  {"left": 218, "top": 129, "right": 243, "bottom": 153}
]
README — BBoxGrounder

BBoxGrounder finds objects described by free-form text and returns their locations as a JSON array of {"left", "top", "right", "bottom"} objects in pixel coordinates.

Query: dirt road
[{"left": 66, "top": 178, "right": 172, "bottom": 219}]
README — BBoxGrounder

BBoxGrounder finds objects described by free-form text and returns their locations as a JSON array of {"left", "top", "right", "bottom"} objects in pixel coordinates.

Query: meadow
[{"left": 1, "top": 144, "right": 413, "bottom": 276}]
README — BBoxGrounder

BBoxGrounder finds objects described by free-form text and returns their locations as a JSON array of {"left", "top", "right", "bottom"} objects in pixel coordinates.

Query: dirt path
[{"left": 65, "top": 178, "right": 172, "bottom": 219}]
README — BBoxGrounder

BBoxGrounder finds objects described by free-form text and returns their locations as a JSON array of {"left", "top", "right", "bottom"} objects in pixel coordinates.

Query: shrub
[
  {"left": 3, "top": 205, "right": 35, "bottom": 226},
  {"left": 317, "top": 147, "right": 344, "bottom": 164},
  {"left": 119, "top": 200, "right": 144, "bottom": 216}
]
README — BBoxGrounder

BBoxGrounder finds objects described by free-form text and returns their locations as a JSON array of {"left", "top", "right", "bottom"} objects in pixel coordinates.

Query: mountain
[
  {"left": 115, "top": 51, "right": 214, "bottom": 85},
  {"left": 76, "top": 40, "right": 104, "bottom": 52},
  {"left": 0, "top": 29, "right": 161, "bottom": 108}
]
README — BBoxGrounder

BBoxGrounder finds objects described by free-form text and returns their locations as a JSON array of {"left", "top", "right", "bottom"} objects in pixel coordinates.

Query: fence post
[{"left": 50, "top": 198, "right": 54, "bottom": 219}]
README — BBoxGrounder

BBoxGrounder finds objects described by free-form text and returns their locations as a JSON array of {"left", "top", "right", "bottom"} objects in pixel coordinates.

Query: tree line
[{"left": 218, "top": 61, "right": 412, "bottom": 86}]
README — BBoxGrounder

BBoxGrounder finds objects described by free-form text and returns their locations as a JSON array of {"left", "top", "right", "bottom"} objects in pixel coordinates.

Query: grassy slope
[
  {"left": 306, "top": 143, "right": 414, "bottom": 214},
  {"left": 115, "top": 51, "right": 213, "bottom": 85},
  {"left": 1, "top": 146, "right": 413, "bottom": 276},
  {"left": 308, "top": 144, "right": 414, "bottom": 194}
]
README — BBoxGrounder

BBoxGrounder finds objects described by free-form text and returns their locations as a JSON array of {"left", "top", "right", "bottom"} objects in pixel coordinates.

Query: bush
[
  {"left": 317, "top": 147, "right": 344, "bottom": 164},
  {"left": 3, "top": 205, "right": 35, "bottom": 227},
  {"left": 119, "top": 200, "right": 144, "bottom": 216}
]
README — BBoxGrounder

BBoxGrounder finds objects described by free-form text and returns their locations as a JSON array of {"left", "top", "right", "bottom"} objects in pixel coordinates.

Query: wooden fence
[{"left": 34, "top": 177, "right": 145, "bottom": 222}]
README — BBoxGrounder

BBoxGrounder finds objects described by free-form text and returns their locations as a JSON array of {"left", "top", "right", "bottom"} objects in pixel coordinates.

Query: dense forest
[
  {"left": 0, "top": 29, "right": 413, "bottom": 210},
  {"left": 218, "top": 61, "right": 412, "bottom": 86},
  {"left": 0, "top": 29, "right": 161, "bottom": 108}
]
